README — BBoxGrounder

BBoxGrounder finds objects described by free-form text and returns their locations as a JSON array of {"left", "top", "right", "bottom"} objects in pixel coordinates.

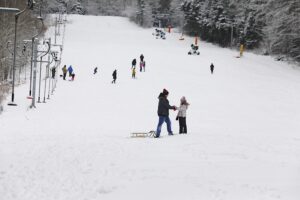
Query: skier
[
  {"left": 210, "top": 63, "right": 214, "bottom": 74},
  {"left": 155, "top": 89, "right": 177, "bottom": 138},
  {"left": 176, "top": 96, "right": 190, "bottom": 134},
  {"left": 132, "top": 59, "right": 137, "bottom": 69},
  {"left": 112, "top": 69, "right": 117, "bottom": 84},
  {"left": 62, "top": 65, "right": 67, "bottom": 80},
  {"left": 94, "top": 67, "right": 98, "bottom": 74},
  {"left": 240, "top": 44, "right": 244, "bottom": 57},
  {"left": 132, "top": 67, "right": 136, "bottom": 79},
  {"left": 68, "top": 65, "right": 73, "bottom": 77}
]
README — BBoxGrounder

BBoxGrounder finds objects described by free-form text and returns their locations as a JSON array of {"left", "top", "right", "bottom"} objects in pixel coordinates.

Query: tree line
[{"left": 0, "top": 0, "right": 46, "bottom": 105}]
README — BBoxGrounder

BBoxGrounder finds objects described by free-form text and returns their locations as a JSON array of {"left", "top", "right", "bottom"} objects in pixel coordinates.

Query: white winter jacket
[{"left": 177, "top": 104, "right": 188, "bottom": 117}]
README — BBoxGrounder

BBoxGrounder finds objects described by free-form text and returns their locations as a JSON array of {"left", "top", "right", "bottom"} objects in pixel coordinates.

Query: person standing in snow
[
  {"left": 155, "top": 89, "right": 177, "bottom": 138},
  {"left": 112, "top": 69, "right": 117, "bottom": 84},
  {"left": 132, "top": 59, "right": 137, "bottom": 69},
  {"left": 210, "top": 63, "right": 214, "bottom": 74},
  {"left": 62, "top": 65, "right": 67, "bottom": 80},
  {"left": 176, "top": 96, "right": 190, "bottom": 134},
  {"left": 140, "top": 54, "right": 146, "bottom": 72},
  {"left": 68, "top": 65, "right": 73, "bottom": 77}
]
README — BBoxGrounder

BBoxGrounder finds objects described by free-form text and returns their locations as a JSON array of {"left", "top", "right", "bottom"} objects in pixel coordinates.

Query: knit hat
[
  {"left": 180, "top": 96, "right": 186, "bottom": 102},
  {"left": 181, "top": 96, "right": 189, "bottom": 105},
  {"left": 163, "top": 88, "right": 169, "bottom": 96}
]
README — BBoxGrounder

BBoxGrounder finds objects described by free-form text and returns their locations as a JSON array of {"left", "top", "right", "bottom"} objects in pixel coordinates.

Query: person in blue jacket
[{"left": 68, "top": 65, "right": 73, "bottom": 77}]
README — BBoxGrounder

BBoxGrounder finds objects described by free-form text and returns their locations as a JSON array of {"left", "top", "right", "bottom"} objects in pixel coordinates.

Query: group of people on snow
[
  {"left": 155, "top": 88, "right": 190, "bottom": 138},
  {"left": 131, "top": 54, "right": 146, "bottom": 79},
  {"left": 90, "top": 54, "right": 146, "bottom": 84},
  {"left": 62, "top": 65, "right": 75, "bottom": 81}
]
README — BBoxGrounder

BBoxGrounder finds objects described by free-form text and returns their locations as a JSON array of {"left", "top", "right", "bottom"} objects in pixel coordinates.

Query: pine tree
[
  {"left": 265, "top": 0, "right": 300, "bottom": 61},
  {"left": 136, "top": 0, "right": 145, "bottom": 26}
]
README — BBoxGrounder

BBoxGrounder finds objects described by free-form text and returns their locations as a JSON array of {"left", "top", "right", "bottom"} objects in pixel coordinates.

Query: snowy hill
[{"left": 1, "top": 15, "right": 300, "bottom": 200}]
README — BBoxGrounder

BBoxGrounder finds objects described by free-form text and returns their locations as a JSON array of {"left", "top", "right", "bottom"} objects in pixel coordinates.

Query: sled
[
  {"left": 131, "top": 130, "right": 156, "bottom": 138},
  {"left": 7, "top": 102, "right": 17, "bottom": 106}
]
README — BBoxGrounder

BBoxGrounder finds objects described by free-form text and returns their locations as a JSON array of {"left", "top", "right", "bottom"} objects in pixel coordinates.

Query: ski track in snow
[{"left": 1, "top": 15, "right": 300, "bottom": 200}]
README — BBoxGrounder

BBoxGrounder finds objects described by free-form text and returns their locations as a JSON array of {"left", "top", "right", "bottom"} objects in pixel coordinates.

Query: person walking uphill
[
  {"left": 210, "top": 63, "right": 214, "bottom": 74},
  {"left": 176, "top": 96, "right": 190, "bottom": 134},
  {"left": 155, "top": 89, "right": 177, "bottom": 138},
  {"left": 112, "top": 69, "right": 117, "bottom": 84}
]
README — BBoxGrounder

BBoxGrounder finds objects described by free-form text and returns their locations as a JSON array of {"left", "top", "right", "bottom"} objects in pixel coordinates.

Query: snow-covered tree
[
  {"left": 264, "top": 0, "right": 300, "bottom": 61},
  {"left": 0, "top": 0, "right": 46, "bottom": 83}
]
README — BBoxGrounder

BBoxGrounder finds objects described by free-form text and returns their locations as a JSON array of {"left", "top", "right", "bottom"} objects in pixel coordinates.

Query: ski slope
[{"left": 1, "top": 15, "right": 300, "bottom": 200}]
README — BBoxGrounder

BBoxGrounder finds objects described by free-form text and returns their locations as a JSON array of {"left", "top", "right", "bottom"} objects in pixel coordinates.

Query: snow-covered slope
[{"left": 1, "top": 15, "right": 300, "bottom": 200}]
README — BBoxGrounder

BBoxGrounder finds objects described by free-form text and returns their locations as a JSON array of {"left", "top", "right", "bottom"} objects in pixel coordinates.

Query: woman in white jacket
[{"left": 177, "top": 96, "right": 190, "bottom": 134}]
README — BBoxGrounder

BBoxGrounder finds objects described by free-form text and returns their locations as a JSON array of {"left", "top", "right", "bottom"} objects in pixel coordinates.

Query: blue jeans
[{"left": 156, "top": 116, "right": 173, "bottom": 137}]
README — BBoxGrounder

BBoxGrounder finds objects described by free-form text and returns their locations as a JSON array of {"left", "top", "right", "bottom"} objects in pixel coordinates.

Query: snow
[{"left": 1, "top": 15, "right": 300, "bottom": 200}]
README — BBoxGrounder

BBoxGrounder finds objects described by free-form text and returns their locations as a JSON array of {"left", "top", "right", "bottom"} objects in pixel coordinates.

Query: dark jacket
[
  {"left": 157, "top": 93, "right": 174, "bottom": 116},
  {"left": 112, "top": 70, "right": 117, "bottom": 79},
  {"left": 132, "top": 59, "right": 136, "bottom": 66},
  {"left": 140, "top": 55, "right": 144, "bottom": 62}
]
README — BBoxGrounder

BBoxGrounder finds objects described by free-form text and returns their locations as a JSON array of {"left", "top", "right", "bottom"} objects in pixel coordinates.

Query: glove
[{"left": 176, "top": 116, "right": 179, "bottom": 121}]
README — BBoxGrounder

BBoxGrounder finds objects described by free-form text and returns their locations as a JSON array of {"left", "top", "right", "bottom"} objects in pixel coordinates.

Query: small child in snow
[{"left": 176, "top": 96, "right": 190, "bottom": 134}]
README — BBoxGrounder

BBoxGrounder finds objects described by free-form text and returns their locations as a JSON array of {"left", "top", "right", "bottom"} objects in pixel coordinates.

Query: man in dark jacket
[
  {"left": 210, "top": 63, "right": 214, "bottom": 74},
  {"left": 155, "top": 89, "right": 177, "bottom": 138},
  {"left": 112, "top": 69, "right": 117, "bottom": 84}
]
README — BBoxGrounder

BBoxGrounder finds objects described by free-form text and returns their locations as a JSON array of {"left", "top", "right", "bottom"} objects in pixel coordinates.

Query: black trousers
[{"left": 179, "top": 117, "right": 187, "bottom": 134}]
